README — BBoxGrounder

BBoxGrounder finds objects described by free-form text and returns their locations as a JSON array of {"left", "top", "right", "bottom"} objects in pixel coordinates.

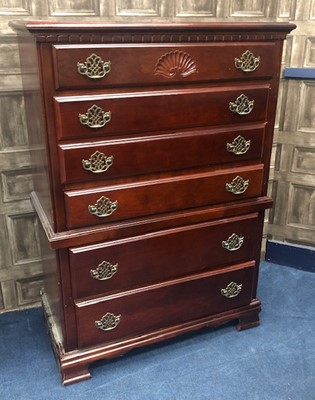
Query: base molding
[
  {"left": 266, "top": 240, "right": 315, "bottom": 273},
  {"left": 42, "top": 291, "right": 261, "bottom": 385}
]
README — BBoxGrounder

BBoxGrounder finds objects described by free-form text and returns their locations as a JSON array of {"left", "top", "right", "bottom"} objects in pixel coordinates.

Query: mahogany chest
[{"left": 11, "top": 21, "right": 295, "bottom": 385}]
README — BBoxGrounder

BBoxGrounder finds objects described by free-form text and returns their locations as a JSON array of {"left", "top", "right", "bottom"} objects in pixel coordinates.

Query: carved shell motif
[{"left": 154, "top": 50, "right": 198, "bottom": 78}]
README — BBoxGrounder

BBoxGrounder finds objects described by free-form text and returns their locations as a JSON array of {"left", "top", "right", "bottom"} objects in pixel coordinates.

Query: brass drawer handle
[
  {"left": 88, "top": 195, "right": 118, "bottom": 218},
  {"left": 227, "top": 135, "right": 251, "bottom": 155},
  {"left": 235, "top": 50, "right": 260, "bottom": 72},
  {"left": 222, "top": 233, "right": 244, "bottom": 252},
  {"left": 79, "top": 105, "right": 111, "bottom": 129},
  {"left": 226, "top": 175, "right": 249, "bottom": 195},
  {"left": 90, "top": 261, "right": 118, "bottom": 281},
  {"left": 229, "top": 94, "right": 254, "bottom": 115},
  {"left": 82, "top": 151, "right": 113, "bottom": 174},
  {"left": 221, "top": 282, "right": 243, "bottom": 298},
  {"left": 77, "top": 53, "right": 111, "bottom": 80},
  {"left": 95, "top": 312, "right": 121, "bottom": 331}
]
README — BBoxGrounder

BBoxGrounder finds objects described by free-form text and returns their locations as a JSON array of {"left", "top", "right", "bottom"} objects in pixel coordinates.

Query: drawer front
[
  {"left": 52, "top": 43, "right": 276, "bottom": 90},
  {"left": 59, "top": 124, "right": 265, "bottom": 184},
  {"left": 64, "top": 164, "right": 264, "bottom": 229},
  {"left": 70, "top": 213, "right": 259, "bottom": 299},
  {"left": 75, "top": 261, "right": 255, "bottom": 348},
  {"left": 54, "top": 85, "right": 269, "bottom": 140}
]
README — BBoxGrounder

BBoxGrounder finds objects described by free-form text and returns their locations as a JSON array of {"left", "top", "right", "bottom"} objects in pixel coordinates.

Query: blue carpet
[{"left": 1, "top": 262, "right": 314, "bottom": 400}]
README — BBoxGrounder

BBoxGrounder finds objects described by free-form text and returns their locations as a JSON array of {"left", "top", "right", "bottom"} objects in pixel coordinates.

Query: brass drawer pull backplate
[
  {"left": 226, "top": 175, "right": 249, "bottom": 195},
  {"left": 79, "top": 105, "right": 111, "bottom": 129},
  {"left": 77, "top": 53, "right": 111, "bottom": 80},
  {"left": 229, "top": 94, "right": 254, "bottom": 115},
  {"left": 90, "top": 261, "right": 118, "bottom": 281},
  {"left": 88, "top": 195, "right": 118, "bottom": 218},
  {"left": 235, "top": 50, "right": 260, "bottom": 72},
  {"left": 95, "top": 312, "right": 121, "bottom": 331},
  {"left": 82, "top": 151, "right": 113, "bottom": 174},
  {"left": 227, "top": 135, "right": 251, "bottom": 155},
  {"left": 221, "top": 282, "right": 243, "bottom": 298},
  {"left": 222, "top": 233, "right": 244, "bottom": 252}
]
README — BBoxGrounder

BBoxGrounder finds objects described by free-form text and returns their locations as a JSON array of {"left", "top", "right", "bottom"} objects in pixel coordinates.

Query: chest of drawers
[{"left": 11, "top": 21, "right": 295, "bottom": 385}]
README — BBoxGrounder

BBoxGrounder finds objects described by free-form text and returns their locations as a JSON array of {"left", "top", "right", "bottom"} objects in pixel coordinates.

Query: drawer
[
  {"left": 69, "top": 213, "right": 259, "bottom": 299},
  {"left": 59, "top": 124, "right": 265, "bottom": 184},
  {"left": 75, "top": 261, "right": 255, "bottom": 348},
  {"left": 52, "top": 43, "right": 276, "bottom": 90},
  {"left": 54, "top": 85, "right": 270, "bottom": 140},
  {"left": 64, "top": 164, "right": 264, "bottom": 229}
]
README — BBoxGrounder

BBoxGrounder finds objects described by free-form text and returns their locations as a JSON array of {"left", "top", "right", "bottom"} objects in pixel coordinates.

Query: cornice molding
[
  {"left": 34, "top": 32, "right": 291, "bottom": 43},
  {"left": 9, "top": 21, "right": 296, "bottom": 43}
]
